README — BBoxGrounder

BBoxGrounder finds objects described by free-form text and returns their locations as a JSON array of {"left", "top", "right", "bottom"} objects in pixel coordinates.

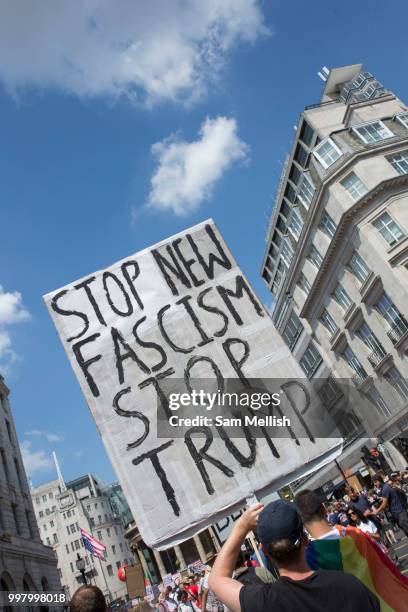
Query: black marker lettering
[
  {"left": 133, "top": 316, "right": 167, "bottom": 372},
  {"left": 186, "top": 224, "right": 232, "bottom": 279},
  {"left": 113, "top": 386, "right": 150, "bottom": 450},
  {"left": 132, "top": 441, "right": 180, "bottom": 516},
  {"left": 74, "top": 276, "right": 107, "bottom": 327},
  {"left": 157, "top": 304, "right": 194, "bottom": 354},
  {"left": 223, "top": 338, "right": 251, "bottom": 386},
  {"left": 121, "top": 260, "right": 144, "bottom": 310},
  {"left": 176, "top": 295, "right": 213, "bottom": 348},
  {"left": 111, "top": 326, "right": 150, "bottom": 385},
  {"left": 51, "top": 289, "right": 89, "bottom": 342},
  {"left": 217, "top": 275, "right": 264, "bottom": 325},
  {"left": 103, "top": 271, "right": 133, "bottom": 317},
  {"left": 184, "top": 427, "right": 234, "bottom": 495},
  {"left": 197, "top": 288, "right": 229, "bottom": 338},
  {"left": 151, "top": 246, "right": 192, "bottom": 296},
  {"left": 72, "top": 333, "right": 102, "bottom": 397}
]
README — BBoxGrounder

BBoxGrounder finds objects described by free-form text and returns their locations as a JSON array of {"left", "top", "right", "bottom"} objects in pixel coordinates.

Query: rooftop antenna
[
  {"left": 317, "top": 70, "right": 327, "bottom": 82},
  {"left": 322, "top": 66, "right": 330, "bottom": 76},
  {"left": 52, "top": 451, "right": 67, "bottom": 492}
]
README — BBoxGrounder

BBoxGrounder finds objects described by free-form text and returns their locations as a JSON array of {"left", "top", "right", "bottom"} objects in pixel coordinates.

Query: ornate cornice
[{"left": 299, "top": 174, "right": 408, "bottom": 320}]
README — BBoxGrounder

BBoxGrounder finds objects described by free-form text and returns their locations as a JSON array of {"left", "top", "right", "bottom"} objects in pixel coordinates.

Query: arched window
[{"left": 1, "top": 572, "right": 16, "bottom": 612}]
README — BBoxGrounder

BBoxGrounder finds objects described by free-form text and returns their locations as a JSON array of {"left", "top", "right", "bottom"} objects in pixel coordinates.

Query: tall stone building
[
  {"left": 31, "top": 472, "right": 133, "bottom": 603},
  {"left": 0, "top": 375, "right": 61, "bottom": 598},
  {"left": 262, "top": 64, "right": 408, "bottom": 487}
]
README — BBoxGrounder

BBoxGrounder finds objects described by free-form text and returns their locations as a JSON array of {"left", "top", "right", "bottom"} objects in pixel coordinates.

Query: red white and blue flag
[{"left": 80, "top": 527, "right": 106, "bottom": 560}]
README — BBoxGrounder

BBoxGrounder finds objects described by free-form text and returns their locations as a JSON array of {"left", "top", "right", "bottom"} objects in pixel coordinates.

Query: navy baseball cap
[{"left": 257, "top": 500, "right": 303, "bottom": 548}]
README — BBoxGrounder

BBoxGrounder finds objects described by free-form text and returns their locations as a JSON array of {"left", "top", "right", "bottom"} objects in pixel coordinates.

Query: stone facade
[
  {"left": 0, "top": 375, "right": 61, "bottom": 604},
  {"left": 31, "top": 474, "right": 133, "bottom": 603},
  {"left": 262, "top": 65, "right": 408, "bottom": 486}
]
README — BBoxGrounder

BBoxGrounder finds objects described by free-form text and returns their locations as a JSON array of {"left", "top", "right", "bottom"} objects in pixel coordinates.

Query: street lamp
[{"left": 76, "top": 553, "right": 87, "bottom": 585}]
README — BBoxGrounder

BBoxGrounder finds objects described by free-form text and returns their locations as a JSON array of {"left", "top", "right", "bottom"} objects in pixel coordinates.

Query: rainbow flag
[{"left": 307, "top": 525, "right": 408, "bottom": 611}]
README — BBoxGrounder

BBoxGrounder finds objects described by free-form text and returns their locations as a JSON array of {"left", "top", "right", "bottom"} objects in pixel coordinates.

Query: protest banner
[{"left": 44, "top": 219, "right": 342, "bottom": 549}]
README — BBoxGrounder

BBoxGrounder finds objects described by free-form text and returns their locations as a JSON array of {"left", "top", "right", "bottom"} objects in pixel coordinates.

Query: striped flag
[{"left": 80, "top": 527, "right": 106, "bottom": 560}]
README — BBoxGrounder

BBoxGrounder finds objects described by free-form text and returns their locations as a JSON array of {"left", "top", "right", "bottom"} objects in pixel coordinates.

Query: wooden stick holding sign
[{"left": 246, "top": 494, "right": 265, "bottom": 568}]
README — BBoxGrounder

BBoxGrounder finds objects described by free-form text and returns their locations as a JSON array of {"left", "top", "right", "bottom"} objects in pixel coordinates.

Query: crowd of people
[{"left": 68, "top": 470, "right": 408, "bottom": 611}]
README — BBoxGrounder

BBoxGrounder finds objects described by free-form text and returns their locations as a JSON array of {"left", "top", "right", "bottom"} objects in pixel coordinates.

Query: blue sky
[{"left": 1, "top": 0, "right": 408, "bottom": 486}]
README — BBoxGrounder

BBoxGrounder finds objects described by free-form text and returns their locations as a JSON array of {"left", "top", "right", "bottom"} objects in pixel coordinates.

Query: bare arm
[
  {"left": 372, "top": 496, "right": 388, "bottom": 515},
  {"left": 209, "top": 504, "right": 264, "bottom": 612}
]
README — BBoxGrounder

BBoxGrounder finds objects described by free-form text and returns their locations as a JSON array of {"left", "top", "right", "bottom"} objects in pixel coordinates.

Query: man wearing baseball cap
[{"left": 209, "top": 500, "right": 379, "bottom": 611}]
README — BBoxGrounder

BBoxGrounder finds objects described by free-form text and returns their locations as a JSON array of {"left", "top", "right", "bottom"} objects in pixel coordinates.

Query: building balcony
[
  {"left": 387, "top": 318, "right": 408, "bottom": 348},
  {"left": 351, "top": 371, "right": 373, "bottom": 391},
  {"left": 367, "top": 350, "right": 393, "bottom": 374}
]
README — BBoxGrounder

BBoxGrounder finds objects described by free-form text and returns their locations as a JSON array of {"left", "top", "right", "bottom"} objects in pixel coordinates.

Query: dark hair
[
  {"left": 295, "top": 489, "right": 325, "bottom": 523},
  {"left": 347, "top": 507, "right": 367, "bottom": 525},
  {"left": 265, "top": 538, "right": 303, "bottom": 564},
  {"left": 70, "top": 585, "right": 106, "bottom": 612}
]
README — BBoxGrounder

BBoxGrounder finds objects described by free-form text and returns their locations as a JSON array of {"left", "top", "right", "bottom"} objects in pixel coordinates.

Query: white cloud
[
  {"left": 147, "top": 116, "right": 249, "bottom": 215},
  {"left": 0, "top": 286, "right": 30, "bottom": 326},
  {"left": 0, "top": 286, "right": 30, "bottom": 371},
  {"left": 25, "top": 430, "right": 64, "bottom": 444},
  {"left": 0, "top": 0, "right": 268, "bottom": 106},
  {"left": 21, "top": 440, "right": 54, "bottom": 477}
]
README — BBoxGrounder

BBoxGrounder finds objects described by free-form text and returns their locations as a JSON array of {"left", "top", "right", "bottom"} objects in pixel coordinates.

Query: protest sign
[{"left": 44, "top": 219, "right": 342, "bottom": 549}]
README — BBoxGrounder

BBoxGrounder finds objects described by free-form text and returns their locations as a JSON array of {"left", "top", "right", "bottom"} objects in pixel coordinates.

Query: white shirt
[{"left": 359, "top": 520, "right": 378, "bottom": 535}]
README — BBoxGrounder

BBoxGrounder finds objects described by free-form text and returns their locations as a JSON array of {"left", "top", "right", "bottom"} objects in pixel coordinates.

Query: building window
[
  {"left": 14, "top": 458, "right": 24, "bottom": 491},
  {"left": 299, "top": 121, "right": 314, "bottom": 146},
  {"left": 341, "top": 346, "right": 367, "bottom": 382},
  {"left": 116, "top": 561, "right": 121, "bottom": 569},
  {"left": 75, "top": 540, "right": 80, "bottom": 550},
  {"left": 366, "top": 387, "right": 391, "bottom": 418},
  {"left": 65, "top": 544, "right": 69, "bottom": 554},
  {"left": 384, "top": 366, "right": 408, "bottom": 400},
  {"left": 5, "top": 420, "right": 13, "bottom": 444},
  {"left": 375, "top": 292, "right": 408, "bottom": 343},
  {"left": 282, "top": 311, "right": 304, "bottom": 351},
  {"left": 352, "top": 120, "right": 393, "bottom": 144},
  {"left": 308, "top": 245, "right": 323, "bottom": 268},
  {"left": 53, "top": 533, "right": 58, "bottom": 544},
  {"left": 97, "top": 531, "right": 103, "bottom": 540},
  {"left": 318, "top": 377, "right": 343, "bottom": 407},
  {"left": 296, "top": 173, "right": 315, "bottom": 209},
  {"left": 71, "top": 542, "right": 75, "bottom": 552},
  {"left": 49, "top": 492, "right": 53, "bottom": 499},
  {"left": 50, "top": 520, "right": 54, "bottom": 528},
  {"left": 90, "top": 517, "right": 95, "bottom": 527},
  {"left": 114, "top": 526, "right": 118, "bottom": 535},
  {"left": 70, "top": 562, "right": 74, "bottom": 573},
  {"left": 294, "top": 142, "right": 309, "bottom": 167},
  {"left": 272, "top": 260, "right": 285, "bottom": 295},
  {"left": 395, "top": 112, "right": 408, "bottom": 129},
  {"left": 299, "top": 342, "right": 323, "bottom": 378},
  {"left": 388, "top": 150, "right": 408, "bottom": 175},
  {"left": 333, "top": 284, "right": 353, "bottom": 311},
  {"left": 107, "top": 565, "right": 113, "bottom": 577},
  {"left": 373, "top": 212, "right": 405, "bottom": 246},
  {"left": 107, "top": 527, "right": 111, "bottom": 537},
  {"left": 298, "top": 272, "right": 311, "bottom": 295},
  {"left": 119, "top": 542, "right": 124, "bottom": 552},
  {"left": 288, "top": 209, "right": 304, "bottom": 241},
  {"left": 348, "top": 251, "right": 370, "bottom": 283},
  {"left": 42, "top": 495, "right": 47, "bottom": 502},
  {"left": 112, "top": 544, "right": 116, "bottom": 555},
  {"left": 340, "top": 172, "right": 368, "bottom": 201},
  {"left": 313, "top": 137, "right": 342, "bottom": 169},
  {"left": 25, "top": 510, "right": 34, "bottom": 539},
  {"left": 319, "top": 309, "right": 339, "bottom": 337},
  {"left": 356, "top": 323, "right": 386, "bottom": 366},
  {"left": 35, "top": 497, "right": 40, "bottom": 505},
  {"left": 281, "top": 239, "right": 294, "bottom": 267},
  {"left": 98, "top": 515, "right": 102, "bottom": 524},
  {"left": 46, "top": 536, "right": 51, "bottom": 545},
  {"left": 11, "top": 503, "right": 21, "bottom": 535},
  {"left": 43, "top": 524, "right": 47, "bottom": 532},
  {"left": 320, "top": 212, "right": 337, "bottom": 238},
  {"left": 39, "top": 511, "right": 44, "bottom": 518}
]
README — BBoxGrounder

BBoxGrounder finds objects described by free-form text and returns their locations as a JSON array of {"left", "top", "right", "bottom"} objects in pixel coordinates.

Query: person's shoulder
[{"left": 317, "top": 569, "right": 369, "bottom": 589}]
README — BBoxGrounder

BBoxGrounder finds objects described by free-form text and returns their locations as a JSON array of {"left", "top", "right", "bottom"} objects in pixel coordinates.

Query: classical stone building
[
  {"left": 262, "top": 64, "right": 408, "bottom": 488},
  {"left": 0, "top": 375, "right": 61, "bottom": 601},
  {"left": 31, "top": 472, "right": 133, "bottom": 603}
]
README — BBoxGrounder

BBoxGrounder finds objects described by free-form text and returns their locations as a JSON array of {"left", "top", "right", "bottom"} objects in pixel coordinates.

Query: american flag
[{"left": 80, "top": 527, "right": 106, "bottom": 560}]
